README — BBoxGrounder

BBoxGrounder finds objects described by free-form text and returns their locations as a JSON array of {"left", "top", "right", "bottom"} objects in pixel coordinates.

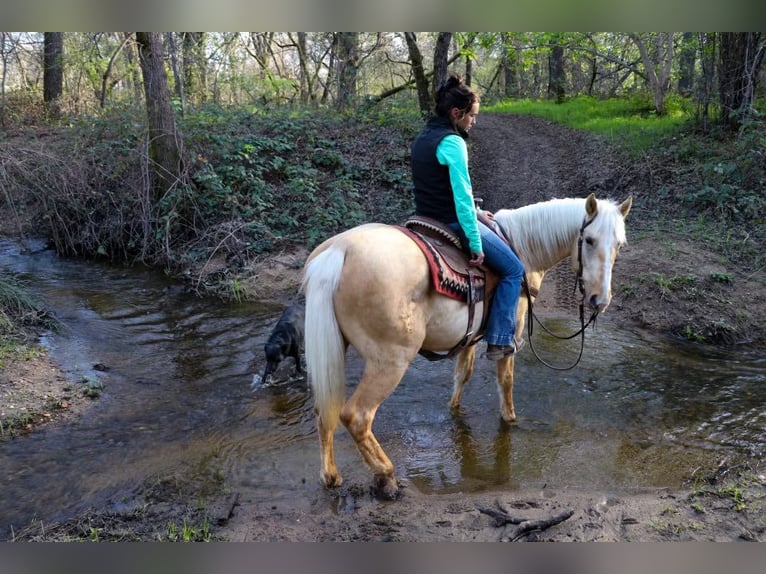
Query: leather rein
[{"left": 499, "top": 213, "right": 599, "bottom": 371}]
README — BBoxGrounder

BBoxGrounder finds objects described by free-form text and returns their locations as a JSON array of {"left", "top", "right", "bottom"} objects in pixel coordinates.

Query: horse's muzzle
[{"left": 589, "top": 294, "right": 610, "bottom": 313}]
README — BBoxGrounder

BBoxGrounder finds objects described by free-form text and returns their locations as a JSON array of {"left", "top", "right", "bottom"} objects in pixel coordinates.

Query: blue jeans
[{"left": 449, "top": 221, "right": 524, "bottom": 346}]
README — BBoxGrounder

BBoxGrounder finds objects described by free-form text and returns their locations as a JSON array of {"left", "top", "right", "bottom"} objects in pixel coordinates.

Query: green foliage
[
  {"left": 651, "top": 273, "right": 697, "bottom": 296},
  {"left": 486, "top": 95, "right": 690, "bottom": 155},
  {"left": 710, "top": 272, "right": 733, "bottom": 285},
  {"left": 173, "top": 104, "right": 415, "bottom": 256},
  {"left": 164, "top": 517, "right": 212, "bottom": 542},
  {"left": 683, "top": 124, "right": 766, "bottom": 221},
  {"left": 80, "top": 376, "right": 104, "bottom": 399},
  {"left": 718, "top": 485, "right": 747, "bottom": 511}
]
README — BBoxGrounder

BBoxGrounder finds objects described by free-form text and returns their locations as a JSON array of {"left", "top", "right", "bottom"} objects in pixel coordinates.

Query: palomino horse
[{"left": 301, "top": 193, "right": 632, "bottom": 499}]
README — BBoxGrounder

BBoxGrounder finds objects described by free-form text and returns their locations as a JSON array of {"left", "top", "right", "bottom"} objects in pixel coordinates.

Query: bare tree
[
  {"left": 432, "top": 32, "right": 452, "bottom": 94},
  {"left": 165, "top": 33, "right": 184, "bottom": 112},
  {"left": 43, "top": 32, "right": 64, "bottom": 118},
  {"left": 677, "top": 32, "right": 696, "bottom": 97},
  {"left": 697, "top": 33, "right": 717, "bottom": 130},
  {"left": 336, "top": 32, "right": 358, "bottom": 111},
  {"left": 182, "top": 32, "right": 206, "bottom": 105},
  {"left": 99, "top": 34, "right": 132, "bottom": 108},
  {"left": 500, "top": 33, "right": 519, "bottom": 98},
  {"left": 135, "top": 32, "right": 184, "bottom": 202},
  {"left": 404, "top": 32, "right": 431, "bottom": 115},
  {"left": 0, "top": 32, "right": 9, "bottom": 126},
  {"left": 296, "top": 32, "right": 310, "bottom": 103},
  {"left": 122, "top": 32, "right": 143, "bottom": 104},
  {"left": 629, "top": 32, "right": 675, "bottom": 115},
  {"left": 548, "top": 35, "right": 566, "bottom": 103},
  {"left": 719, "top": 32, "right": 765, "bottom": 130}
]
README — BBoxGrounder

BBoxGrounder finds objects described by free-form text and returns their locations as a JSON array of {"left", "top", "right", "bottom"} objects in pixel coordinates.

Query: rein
[{"left": 500, "top": 213, "right": 599, "bottom": 371}]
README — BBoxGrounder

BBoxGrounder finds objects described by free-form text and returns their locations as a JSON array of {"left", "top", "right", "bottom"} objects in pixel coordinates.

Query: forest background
[{"left": 1, "top": 31, "right": 764, "bottom": 354}]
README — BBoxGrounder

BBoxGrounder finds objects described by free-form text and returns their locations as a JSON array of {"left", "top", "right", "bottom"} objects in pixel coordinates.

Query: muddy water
[{"left": 1, "top": 237, "right": 765, "bottom": 536}]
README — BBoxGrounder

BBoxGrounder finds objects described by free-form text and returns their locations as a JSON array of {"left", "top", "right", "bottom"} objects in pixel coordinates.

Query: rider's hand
[{"left": 468, "top": 252, "right": 484, "bottom": 267}]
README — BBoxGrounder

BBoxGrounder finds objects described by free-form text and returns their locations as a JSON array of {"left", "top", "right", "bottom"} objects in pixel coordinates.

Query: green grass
[{"left": 485, "top": 95, "right": 691, "bottom": 155}]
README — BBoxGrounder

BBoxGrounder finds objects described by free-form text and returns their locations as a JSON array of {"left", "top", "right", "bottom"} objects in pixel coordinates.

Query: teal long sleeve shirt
[{"left": 435, "top": 134, "right": 482, "bottom": 255}]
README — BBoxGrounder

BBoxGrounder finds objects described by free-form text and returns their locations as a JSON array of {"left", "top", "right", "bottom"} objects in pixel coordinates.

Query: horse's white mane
[{"left": 493, "top": 197, "right": 626, "bottom": 271}]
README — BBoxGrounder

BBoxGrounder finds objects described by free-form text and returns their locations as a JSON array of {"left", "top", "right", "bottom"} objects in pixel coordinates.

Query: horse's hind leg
[
  {"left": 450, "top": 346, "right": 477, "bottom": 409},
  {"left": 317, "top": 412, "right": 342, "bottom": 488},
  {"left": 340, "top": 360, "right": 410, "bottom": 500}
]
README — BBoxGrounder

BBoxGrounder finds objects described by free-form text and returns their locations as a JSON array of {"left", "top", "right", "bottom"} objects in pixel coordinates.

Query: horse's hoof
[
  {"left": 321, "top": 471, "right": 343, "bottom": 489},
  {"left": 371, "top": 474, "right": 399, "bottom": 500},
  {"left": 500, "top": 409, "right": 517, "bottom": 423}
]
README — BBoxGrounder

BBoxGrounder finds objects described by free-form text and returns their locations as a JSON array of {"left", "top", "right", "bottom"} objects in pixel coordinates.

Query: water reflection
[{"left": 451, "top": 414, "right": 513, "bottom": 485}]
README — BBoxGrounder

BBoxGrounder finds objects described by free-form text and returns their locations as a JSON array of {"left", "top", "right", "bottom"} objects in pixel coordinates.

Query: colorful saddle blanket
[{"left": 398, "top": 216, "right": 497, "bottom": 304}]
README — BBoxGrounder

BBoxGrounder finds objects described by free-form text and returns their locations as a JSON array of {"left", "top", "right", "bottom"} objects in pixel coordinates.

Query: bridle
[{"left": 500, "top": 213, "right": 600, "bottom": 371}]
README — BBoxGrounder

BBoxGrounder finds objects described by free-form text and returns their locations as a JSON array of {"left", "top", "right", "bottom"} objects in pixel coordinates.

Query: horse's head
[{"left": 571, "top": 193, "right": 632, "bottom": 313}]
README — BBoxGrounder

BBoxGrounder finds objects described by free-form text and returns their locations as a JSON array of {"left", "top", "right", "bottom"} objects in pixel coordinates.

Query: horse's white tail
[{"left": 301, "top": 246, "right": 346, "bottom": 428}]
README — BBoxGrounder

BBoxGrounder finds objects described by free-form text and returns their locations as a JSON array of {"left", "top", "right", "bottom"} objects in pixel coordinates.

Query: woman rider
[{"left": 410, "top": 72, "right": 524, "bottom": 359}]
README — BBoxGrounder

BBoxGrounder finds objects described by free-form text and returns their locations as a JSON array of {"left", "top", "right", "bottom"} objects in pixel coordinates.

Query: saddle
[{"left": 398, "top": 215, "right": 499, "bottom": 360}]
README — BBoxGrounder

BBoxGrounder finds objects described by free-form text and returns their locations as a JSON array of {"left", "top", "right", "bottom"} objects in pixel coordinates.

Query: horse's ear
[
  {"left": 619, "top": 196, "right": 633, "bottom": 219},
  {"left": 585, "top": 193, "right": 598, "bottom": 217}
]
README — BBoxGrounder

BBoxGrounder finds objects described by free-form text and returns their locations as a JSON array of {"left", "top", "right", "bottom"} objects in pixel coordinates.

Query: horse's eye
[{"left": 585, "top": 237, "right": 594, "bottom": 246}]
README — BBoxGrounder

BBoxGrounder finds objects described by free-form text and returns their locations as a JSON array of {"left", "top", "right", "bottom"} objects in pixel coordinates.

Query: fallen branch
[
  {"left": 479, "top": 504, "right": 575, "bottom": 541},
  {"left": 478, "top": 506, "right": 526, "bottom": 527}
]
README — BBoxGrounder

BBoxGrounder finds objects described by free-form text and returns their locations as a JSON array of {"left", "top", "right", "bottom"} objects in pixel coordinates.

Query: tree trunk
[
  {"left": 182, "top": 32, "right": 206, "bottom": 105},
  {"left": 718, "top": 32, "right": 765, "bottom": 130},
  {"left": 164, "top": 33, "right": 184, "bottom": 113},
  {"left": 1, "top": 33, "right": 9, "bottom": 127},
  {"left": 135, "top": 32, "right": 184, "bottom": 202},
  {"left": 336, "top": 32, "right": 358, "bottom": 111},
  {"left": 321, "top": 34, "right": 337, "bottom": 105},
  {"left": 677, "top": 32, "right": 696, "bottom": 97},
  {"left": 99, "top": 34, "right": 132, "bottom": 108},
  {"left": 296, "top": 32, "right": 314, "bottom": 104},
  {"left": 465, "top": 56, "right": 473, "bottom": 87},
  {"left": 631, "top": 32, "right": 675, "bottom": 115},
  {"left": 43, "top": 32, "right": 64, "bottom": 118},
  {"left": 432, "top": 32, "right": 452, "bottom": 95},
  {"left": 697, "top": 33, "right": 717, "bottom": 131},
  {"left": 548, "top": 40, "right": 566, "bottom": 103},
  {"left": 122, "top": 32, "right": 143, "bottom": 105},
  {"left": 500, "top": 33, "right": 518, "bottom": 98},
  {"left": 404, "top": 32, "right": 431, "bottom": 116}
]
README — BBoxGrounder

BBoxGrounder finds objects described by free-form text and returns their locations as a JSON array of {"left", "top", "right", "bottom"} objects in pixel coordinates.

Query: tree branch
[{"left": 479, "top": 505, "right": 575, "bottom": 541}]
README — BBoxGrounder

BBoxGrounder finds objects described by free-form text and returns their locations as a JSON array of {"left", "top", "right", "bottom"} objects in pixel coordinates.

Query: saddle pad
[{"left": 397, "top": 224, "right": 486, "bottom": 303}]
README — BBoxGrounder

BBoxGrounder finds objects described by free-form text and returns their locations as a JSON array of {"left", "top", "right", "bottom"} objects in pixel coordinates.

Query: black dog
[{"left": 261, "top": 303, "right": 304, "bottom": 382}]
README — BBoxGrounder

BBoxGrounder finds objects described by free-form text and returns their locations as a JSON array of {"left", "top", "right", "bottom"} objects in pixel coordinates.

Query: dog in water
[{"left": 260, "top": 303, "right": 304, "bottom": 383}]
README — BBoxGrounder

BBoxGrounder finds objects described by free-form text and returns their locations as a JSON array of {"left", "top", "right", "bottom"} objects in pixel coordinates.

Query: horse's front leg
[
  {"left": 495, "top": 355, "right": 516, "bottom": 422},
  {"left": 450, "top": 346, "right": 477, "bottom": 409}
]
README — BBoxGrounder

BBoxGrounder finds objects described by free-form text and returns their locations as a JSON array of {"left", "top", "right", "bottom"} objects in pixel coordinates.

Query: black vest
[{"left": 411, "top": 116, "right": 462, "bottom": 224}]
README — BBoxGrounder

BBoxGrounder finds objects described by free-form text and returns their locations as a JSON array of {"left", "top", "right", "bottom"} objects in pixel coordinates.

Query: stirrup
[{"left": 484, "top": 338, "right": 525, "bottom": 360}]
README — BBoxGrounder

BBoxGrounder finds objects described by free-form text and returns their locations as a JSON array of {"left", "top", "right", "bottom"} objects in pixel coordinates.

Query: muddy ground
[{"left": 3, "top": 114, "right": 765, "bottom": 541}]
